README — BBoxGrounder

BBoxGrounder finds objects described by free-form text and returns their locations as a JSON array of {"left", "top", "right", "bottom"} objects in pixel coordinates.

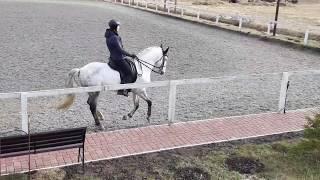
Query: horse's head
[
  {"left": 157, "top": 44, "right": 169, "bottom": 75},
  {"left": 136, "top": 45, "right": 169, "bottom": 76}
]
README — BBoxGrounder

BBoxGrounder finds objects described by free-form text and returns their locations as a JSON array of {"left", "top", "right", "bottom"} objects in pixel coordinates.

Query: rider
[{"left": 105, "top": 19, "right": 137, "bottom": 97}]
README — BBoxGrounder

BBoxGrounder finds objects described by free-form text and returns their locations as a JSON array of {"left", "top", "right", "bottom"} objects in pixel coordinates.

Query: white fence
[
  {"left": 1, "top": 70, "right": 320, "bottom": 134},
  {"left": 108, "top": 0, "right": 316, "bottom": 45}
]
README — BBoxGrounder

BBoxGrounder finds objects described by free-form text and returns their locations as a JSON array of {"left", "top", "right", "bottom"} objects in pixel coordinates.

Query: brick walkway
[{"left": 0, "top": 109, "right": 314, "bottom": 175}]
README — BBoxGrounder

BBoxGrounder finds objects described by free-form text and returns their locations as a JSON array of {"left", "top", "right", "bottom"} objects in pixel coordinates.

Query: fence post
[
  {"left": 145, "top": 2, "right": 147, "bottom": 8},
  {"left": 121, "top": 0, "right": 123, "bottom": 4},
  {"left": 21, "top": 93, "right": 29, "bottom": 133},
  {"left": 128, "top": 0, "right": 130, "bottom": 6},
  {"left": 239, "top": 17, "right": 243, "bottom": 29},
  {"left": 197, "top": 12, "right": 200, "bottom": 20},
  {"left": 168, "top": 81, "right": 177, "bottom": 125},
  {"left": 156, "top": 4, "right": 158, "bottom": 11},
  {"left": 168, "top": 6, "right": 170, "bottom": 14},
  {"left": 267, "top": 22, "right": 271, "bottom": 35},
  {"left": 215, "top": 15, "right": 220, "bottom": 24},
  {"left": 278, "top": 72, "right": 290, "bottom": 113},
  {"left": 304, "top": 29, "right": 309, "bottom": 46},
  {"left": 181, "top": 8, "right": 184, "bottom": 16}
]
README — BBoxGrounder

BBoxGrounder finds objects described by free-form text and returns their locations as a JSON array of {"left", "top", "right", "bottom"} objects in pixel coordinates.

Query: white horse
[{"left": 57, "top": 45, "right": 169, "bottom": 130}]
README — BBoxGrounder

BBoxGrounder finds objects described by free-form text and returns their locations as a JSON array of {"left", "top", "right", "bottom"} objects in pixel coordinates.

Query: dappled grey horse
[{"left": 57, "top": 45, "right": 169, "bottom": 130}]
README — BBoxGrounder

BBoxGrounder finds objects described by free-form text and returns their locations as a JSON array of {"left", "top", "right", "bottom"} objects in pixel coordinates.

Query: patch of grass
[
  {"left": 1, "top": 174, "right": 28, "bottom": 180},
  {"left": 230, "top": 140, "right": 320, "bottom": 179}
]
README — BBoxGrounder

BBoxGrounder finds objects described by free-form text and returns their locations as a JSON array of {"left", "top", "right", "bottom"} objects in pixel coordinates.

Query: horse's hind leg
[
  {"left": 87, "top": 92, "right": 105, "bottom": 130},
  {"left": 123, "top": 93, "right": 140, "bottom": 120}
]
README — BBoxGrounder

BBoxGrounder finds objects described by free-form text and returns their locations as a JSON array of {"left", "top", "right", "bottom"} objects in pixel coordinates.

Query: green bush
[{"left": 290, "top": 114, "right": 320, "bottom": 159}]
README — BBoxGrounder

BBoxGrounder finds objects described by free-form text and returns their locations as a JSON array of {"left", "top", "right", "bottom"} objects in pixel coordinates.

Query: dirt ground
[
  {"left": 4, "top": 132, "right": 320, "bottom": 180},
  {"left": 178, "top": 0, "right": 320, "bottom": 36}
]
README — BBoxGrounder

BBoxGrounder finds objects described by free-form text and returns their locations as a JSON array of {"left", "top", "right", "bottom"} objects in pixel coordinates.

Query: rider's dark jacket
[{"left": 105, "top": 29, "right": 132, "bottom": 61}]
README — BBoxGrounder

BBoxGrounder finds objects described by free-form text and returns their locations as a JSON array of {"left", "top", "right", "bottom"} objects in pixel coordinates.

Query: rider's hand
[{"left": 131, "top": 54, "right": 138, "bottom": 59}]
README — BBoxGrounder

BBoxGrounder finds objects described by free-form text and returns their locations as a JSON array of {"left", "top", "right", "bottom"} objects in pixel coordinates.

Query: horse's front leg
[
  {"left": 137, "top": 89, "right": 152, "bottom": 123},
  {"left": 123, "top": 93, "right": 140, "bottom": 120}
]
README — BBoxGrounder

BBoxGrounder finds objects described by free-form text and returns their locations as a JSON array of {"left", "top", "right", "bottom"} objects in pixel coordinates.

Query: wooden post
[
  {"left": 174, "top": 0, "right": 177, "bottom": 13},
  {"left": 215, "top": 15, "right": 220, "bottom": 24},
  {"left": 168, "top": 81, "right": 177, "bottom": 125},
  {"left": 267, "top": 22, "right": 272, "bottom": 35},
  {"left": 239, "top": 17, "right": 243, "bottom": 29},
  {"left": 164, "top": 0, "right": 167, "bottom": 10},
  {"left": 21, "top": 93, "right": 29, "bottom": 133},
  {"left": 304, "top": 29, "right": 309, "bottom": 46}
]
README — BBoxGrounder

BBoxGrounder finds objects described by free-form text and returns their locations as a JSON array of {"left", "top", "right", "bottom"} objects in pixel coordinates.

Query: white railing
[
  {"left": 108, "top": 0, "right": 318, "bottom": 46},
  {"left": 1, "top": 70, "right": 320, "bottom": 133}
]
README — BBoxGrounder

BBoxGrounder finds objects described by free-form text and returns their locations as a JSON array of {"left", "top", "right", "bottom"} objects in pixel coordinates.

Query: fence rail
[{"left": 1, "top": 70, "right": 320, "bottom": 134}]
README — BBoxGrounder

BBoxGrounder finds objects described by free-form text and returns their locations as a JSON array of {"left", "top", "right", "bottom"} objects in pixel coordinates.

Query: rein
[{"left": 135, "top": 55, "right": 166, "bottom": 75}]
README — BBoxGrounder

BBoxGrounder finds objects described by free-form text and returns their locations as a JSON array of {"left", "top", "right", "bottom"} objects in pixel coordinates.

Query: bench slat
[
  {"left": 34, "top": 139, "right": 83, "bottom": 150},
  {"left": 1, "top": 134, "right": 83, "bottom": 149},
  {"left": 0, "top": 143, "right": 83, "bottom": 158}
]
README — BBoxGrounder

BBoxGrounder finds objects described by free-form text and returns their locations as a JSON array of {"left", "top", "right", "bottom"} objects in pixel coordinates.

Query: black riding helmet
[{"left": 109, "top": 19, "right": 120, "bottom": 30}]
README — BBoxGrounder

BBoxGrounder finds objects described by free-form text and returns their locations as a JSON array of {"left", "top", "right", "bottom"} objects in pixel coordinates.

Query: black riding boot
[
  {"left": 112, "top": 59, "right": 132, "bottom": 97},
  {"left": 117, "top": 75, "right": 129, "bottom": 97}
]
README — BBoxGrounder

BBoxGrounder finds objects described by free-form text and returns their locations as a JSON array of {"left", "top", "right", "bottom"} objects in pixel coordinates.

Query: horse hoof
[
  {"left": 96, "top": 124, "right": 105, "bottom": 131},
  {"left": 147, "top": 117, "right": 150, "bottom": 123},
  {"left": 122, "top": 115, "right": 128, "bottom": 121},
  {"left": 97, "top": 111, "right": 104, "bottom": 121}
]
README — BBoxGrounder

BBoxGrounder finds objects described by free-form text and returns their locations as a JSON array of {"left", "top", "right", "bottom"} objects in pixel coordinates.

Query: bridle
[{"left": 135, "top": 54, "right": 167, "bottom": 75}]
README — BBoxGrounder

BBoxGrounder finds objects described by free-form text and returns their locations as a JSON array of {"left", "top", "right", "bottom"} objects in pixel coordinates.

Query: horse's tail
[{"left": 57, "top": 68, "right": 80, "bottom": 110}]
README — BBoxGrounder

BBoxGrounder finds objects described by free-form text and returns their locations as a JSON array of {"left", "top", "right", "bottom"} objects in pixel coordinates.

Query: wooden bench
[{"left": 0, "top": 127, "right": 87, "bottom": 174}]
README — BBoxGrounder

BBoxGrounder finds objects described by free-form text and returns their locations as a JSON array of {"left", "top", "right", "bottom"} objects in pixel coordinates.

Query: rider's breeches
[{"left": 114, "top": 59, "right": 132, "bottom": 83}]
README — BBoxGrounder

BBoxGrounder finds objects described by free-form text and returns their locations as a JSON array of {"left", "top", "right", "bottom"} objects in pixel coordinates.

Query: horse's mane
[{"left": 138, "top": 46, "right": 159, "bottom": 57}]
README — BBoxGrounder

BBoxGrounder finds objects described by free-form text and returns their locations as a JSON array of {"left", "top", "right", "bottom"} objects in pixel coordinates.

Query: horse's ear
[
  {"left": 160, "top": 44, "right": 163, "bottom": 50},
  {"left": 163, "top": 47, "right": 169, "bottom": 55}
]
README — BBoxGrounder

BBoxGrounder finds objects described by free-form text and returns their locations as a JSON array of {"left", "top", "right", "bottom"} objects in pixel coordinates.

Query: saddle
[{"left": 108, "top": 58, "right": 138, "bottom": 84}]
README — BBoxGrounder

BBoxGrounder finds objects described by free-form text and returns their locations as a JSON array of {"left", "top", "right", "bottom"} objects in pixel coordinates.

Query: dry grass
[{"left": 178, "top": 0, "right": 320, "bottom": 39}]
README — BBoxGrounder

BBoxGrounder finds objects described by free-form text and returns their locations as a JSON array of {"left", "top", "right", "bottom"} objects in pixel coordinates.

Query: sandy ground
[{"left": 0, "top": 0, "right": 320, "bottom": 135}]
